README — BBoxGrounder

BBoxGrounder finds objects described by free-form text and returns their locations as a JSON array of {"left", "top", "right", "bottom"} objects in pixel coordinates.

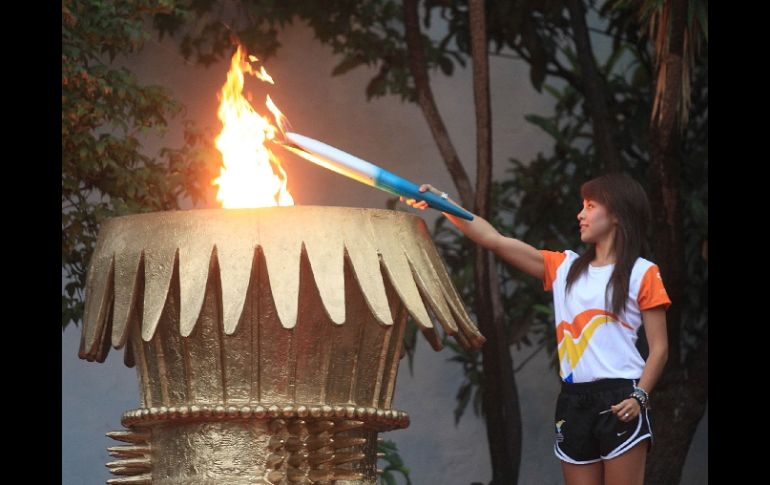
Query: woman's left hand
[
  {"left": 400, "top": 183, "right": 436, "bottom": 210},
  {"left": 611, "top": 398, "right": 641, "bottom": 422}
]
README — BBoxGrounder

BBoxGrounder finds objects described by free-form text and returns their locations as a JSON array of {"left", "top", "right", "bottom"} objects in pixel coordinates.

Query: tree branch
[
  {"left": 469, "top": 1, "right": 521, "bottom": 483},
  {"left": 565, "top": 0, "right": 622, "bottom": 171},
  {"left": 513, "top": 343, "right": 545, "bottom": 373},
  {"left": 403, "top": 0, "right": 474, "bottom": 207},
  {"left": 508, "top": 43, "right": 585, "bottom": 95},
  {"left": 469, "top": 0, "right": 491, "bottom": 219}
]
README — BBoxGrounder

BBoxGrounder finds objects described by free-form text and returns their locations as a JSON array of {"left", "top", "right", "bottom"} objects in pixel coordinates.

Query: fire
[{"left": 214, "top": 46, "right": 293, "bottom": 208}]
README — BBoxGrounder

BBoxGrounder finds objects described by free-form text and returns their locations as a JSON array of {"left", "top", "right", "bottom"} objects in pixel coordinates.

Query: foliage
[
  {"left": 62, "top": 0, "right": 219, "bottom": 328},
  {"left": 378, "top": 439, "right": 413, "bottom": 485}
]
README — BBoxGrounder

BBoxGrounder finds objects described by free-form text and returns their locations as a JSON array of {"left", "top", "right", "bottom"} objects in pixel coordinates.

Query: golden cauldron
[{"left": 79, "top": 207, "right": 484, "bottom": 484}]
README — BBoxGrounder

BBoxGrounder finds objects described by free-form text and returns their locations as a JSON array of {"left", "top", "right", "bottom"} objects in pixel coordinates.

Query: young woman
[{"left": 402, "top": 173, "right": 670, "bottom": 485}]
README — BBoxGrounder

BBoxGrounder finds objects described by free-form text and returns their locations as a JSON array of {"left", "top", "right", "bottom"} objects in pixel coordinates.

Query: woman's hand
[
  {"left": 611, "top": 398, "right": 641, "bottom": 422},
  {"left": 399, "top": 183, "right": 440, "bottom": 210}
]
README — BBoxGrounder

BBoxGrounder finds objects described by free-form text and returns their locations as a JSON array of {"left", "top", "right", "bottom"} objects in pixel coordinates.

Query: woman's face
[{"left": 577, "top": 199, "right": 617, "bottom": 243}]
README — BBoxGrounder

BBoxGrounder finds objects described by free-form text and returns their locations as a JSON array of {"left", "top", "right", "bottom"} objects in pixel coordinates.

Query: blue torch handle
[
  {"left": 280, "top": 132, "right": 474, "bottom": 220},
  {"left": 376, "top": 170, "right": 474, "bottom": 221}
]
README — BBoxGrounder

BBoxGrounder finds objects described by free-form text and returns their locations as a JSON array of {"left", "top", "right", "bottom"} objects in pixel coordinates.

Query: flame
[
  {"left": 214, "top": 46, "right": 293, "bottom": 208},
  {"left": 257, "top": 66, "right": 274, "bottom": 84},
  {"left": 266, "top": 95, "right": 291, "bottom": 135}
]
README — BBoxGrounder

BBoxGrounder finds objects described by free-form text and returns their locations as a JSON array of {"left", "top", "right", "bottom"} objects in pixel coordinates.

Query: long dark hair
[{"left": 565, "top": 173, "right": 652, "bottom": 315}]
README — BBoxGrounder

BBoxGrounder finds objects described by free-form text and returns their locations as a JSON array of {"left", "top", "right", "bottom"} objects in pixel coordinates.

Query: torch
[{"left": 277, "top": 133, "right": 475, "bottom": 221}]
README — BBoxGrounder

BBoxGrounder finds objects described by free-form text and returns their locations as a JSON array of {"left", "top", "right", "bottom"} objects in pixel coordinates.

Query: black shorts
[{"left": 553, "top": 378, "right": 653, "bottom": 464}]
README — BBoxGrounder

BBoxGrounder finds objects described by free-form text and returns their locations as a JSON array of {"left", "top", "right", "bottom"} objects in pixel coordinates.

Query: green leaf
[
  {"left": 332, "top": 55, "right": 365, "bottom": 76},
  {"left": 377, "top": 440, "right": 411, "bottom": 485},
  {"left": 438, "top": 56, "right": 454, "bottom": 76},
  {"left": 602, "top": 44, "right": 627, "bottom": 76},
  {"left": 529, "top": 57, "right": 546, "bottom": 92},
  {"left": 365, "top": 68, "right": 388, "bottom": 100},
  {"left": 524, "top": 114, "right": 563, "bottom": 144}
]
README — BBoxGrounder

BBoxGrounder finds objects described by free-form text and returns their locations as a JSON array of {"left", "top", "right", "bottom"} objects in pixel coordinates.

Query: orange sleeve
[
  {"left": 540, "top": 250, "right": 567, "bottom": 291},
  {"left": 637, "top": 265, "right": 672, "bottom": 311}
]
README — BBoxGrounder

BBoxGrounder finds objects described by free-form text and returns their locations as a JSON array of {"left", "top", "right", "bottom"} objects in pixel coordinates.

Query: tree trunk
[
  {"left": 565, "top": 0, "right": 622, "bottom": 172},
  {"left": 404, "top": 1, "right": 523, "bottom": 483},
  {"left": 469, "top": 1, "right": 521, "bottom": 483},
  {"left": 644, "top": 0, "right": 707, "bottom": 483},
  {"left": 645, "top": 332, "right": 708, "bottom": 485},
  {"left": 403, "top": 0, "right": 474, "bottom": 207},
  {"left": 648, "top": 0, "right": 685, "bottom": 399}
]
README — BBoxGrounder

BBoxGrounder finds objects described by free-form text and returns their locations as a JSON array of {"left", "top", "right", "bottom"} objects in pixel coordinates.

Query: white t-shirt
[{"left": 540, "top": 250, "right": 671, "bottom": 384}]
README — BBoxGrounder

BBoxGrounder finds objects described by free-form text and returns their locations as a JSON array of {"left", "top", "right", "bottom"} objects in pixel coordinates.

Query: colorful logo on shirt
[{"left": 557, "top": 309, "right": 633, "bottom": 381}]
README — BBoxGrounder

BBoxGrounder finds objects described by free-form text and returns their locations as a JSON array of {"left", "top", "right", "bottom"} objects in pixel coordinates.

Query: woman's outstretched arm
[{"left": 402, "top": 184, "right": 545, "bottom": 280}]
